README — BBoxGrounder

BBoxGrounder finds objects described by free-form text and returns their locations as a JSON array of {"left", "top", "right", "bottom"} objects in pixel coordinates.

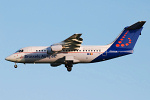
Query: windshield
[{"left": 15, "top": 49, "right": 24, "bottom": 53}]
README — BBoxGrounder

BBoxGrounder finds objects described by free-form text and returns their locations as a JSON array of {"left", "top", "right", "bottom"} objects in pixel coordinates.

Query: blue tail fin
[
  {"left": 109, "top": 21, "right": 146, "bottom": 50},
  {"left": 91, "top": 21, "right": 146, "bottom": 63}
]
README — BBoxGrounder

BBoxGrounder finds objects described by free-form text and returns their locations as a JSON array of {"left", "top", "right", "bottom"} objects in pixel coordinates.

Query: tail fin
[
  {"left": 109, "top": 21, "right": 146, "bottom": 50},
  {"left": 91, "top": 21, "right": 146, "bottom": 63}
]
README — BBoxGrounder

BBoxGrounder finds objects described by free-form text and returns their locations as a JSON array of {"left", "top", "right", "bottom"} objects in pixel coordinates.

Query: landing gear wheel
[
  {"left": 14, "top": 64, "right": 17, "bottom": 68},
  {"left": 67, "top": 67, "right": 72, "bottom": 72},
  {"left": 65, "top": 61, "right": 73, "bottom": 72}
]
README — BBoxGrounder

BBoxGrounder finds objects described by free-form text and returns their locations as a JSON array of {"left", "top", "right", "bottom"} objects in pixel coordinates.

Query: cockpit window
[{"left": 15, "top": 49, "right": 24, "bottom": 53}]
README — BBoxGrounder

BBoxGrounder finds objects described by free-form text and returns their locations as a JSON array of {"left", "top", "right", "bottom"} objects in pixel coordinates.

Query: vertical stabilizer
[
  {"left": 91, "top": 21, "right": 146, "bottom": 63},
  {"left": 109, "top": 21, "right": 146, "bottom": 50}
]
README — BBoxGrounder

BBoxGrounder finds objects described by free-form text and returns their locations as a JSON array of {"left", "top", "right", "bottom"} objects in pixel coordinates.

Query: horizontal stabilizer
[{"left": 126, "top": 21, "right": 146, "bottom": 30}]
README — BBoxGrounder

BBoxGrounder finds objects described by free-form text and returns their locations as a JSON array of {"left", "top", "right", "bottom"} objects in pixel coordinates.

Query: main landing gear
[
  {"left": 65, "top": 61, "right": 73, "bottom": 72},
  {"left": 67, "top": 67, "right": 72, "bottom": 72},
  {"left": 14, "top": 63, "right": 17, "bottom": 68}
]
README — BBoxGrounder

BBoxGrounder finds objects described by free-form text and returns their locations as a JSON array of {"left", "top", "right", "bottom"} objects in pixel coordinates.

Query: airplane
[{"left": 5, "top": 21, "right": 146, "bottom": 72}]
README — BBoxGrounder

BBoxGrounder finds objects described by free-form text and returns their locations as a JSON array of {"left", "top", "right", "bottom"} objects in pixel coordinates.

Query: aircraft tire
[
  {"left": 14, "top": 65, "right": 17, "bottom": 68},
  {"left": 67, "top": 67, "right": 72, "bottom": 72}
]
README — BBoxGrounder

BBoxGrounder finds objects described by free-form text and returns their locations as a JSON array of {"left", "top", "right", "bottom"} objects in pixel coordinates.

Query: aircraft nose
[
  {"left": 5, "top": 55, "right": 15, "bottom": 61},
  {"left": 5, "top": 56, "right": 11, "bottom": 61}
]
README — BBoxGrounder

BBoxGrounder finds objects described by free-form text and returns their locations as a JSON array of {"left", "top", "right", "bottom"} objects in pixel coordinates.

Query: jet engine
[
  {"left": 51, "top": 45, "right": 63, "bottom": 52},
  {"left": 47, "top": 47, "right": 52, "bottom": 54},
  {"left": 47, "top": 45, "right": 63, "bottom": 54}
]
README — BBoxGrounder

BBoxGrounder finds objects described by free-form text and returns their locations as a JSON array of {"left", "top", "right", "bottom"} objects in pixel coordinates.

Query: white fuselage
[{"left": 6, "top": 45, "right": 111, "bottom": 64}]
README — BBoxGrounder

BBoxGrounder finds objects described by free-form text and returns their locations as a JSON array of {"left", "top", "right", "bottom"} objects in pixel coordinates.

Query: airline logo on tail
[{"left": 116, "top": 30, "right": 132, "bottom": 47}]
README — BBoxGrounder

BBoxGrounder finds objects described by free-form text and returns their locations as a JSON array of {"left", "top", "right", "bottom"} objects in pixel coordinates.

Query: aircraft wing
[{"left": 53, "top": 33, "right": 83, "bottom": 50}]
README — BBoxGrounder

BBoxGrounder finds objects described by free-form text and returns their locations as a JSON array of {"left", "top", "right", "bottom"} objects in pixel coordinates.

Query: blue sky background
[{"left": 0, "top": 0, "right": 150, "bottom": 100}]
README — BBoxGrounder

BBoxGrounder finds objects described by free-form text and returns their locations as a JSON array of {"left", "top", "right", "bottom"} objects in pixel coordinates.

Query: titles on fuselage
[{"left": 24, "top": 54, "right": 56, "bottom": 59}]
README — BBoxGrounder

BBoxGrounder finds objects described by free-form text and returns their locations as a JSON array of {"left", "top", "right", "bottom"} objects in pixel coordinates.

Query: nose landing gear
[{"left": 14, "top": 63, "right": 17, "bottom": 68}]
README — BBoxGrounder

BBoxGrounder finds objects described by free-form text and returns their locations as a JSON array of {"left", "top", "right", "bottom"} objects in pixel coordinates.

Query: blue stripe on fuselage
[{"left": 91, "top": 49, "right": 133, "bottom": 63}]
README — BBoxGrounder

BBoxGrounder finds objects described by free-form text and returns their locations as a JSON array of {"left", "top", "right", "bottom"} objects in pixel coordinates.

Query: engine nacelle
[
  {"left": 47, "top": 47, "right": 52, "bottom": 54},
  {"left": 51, "top": 45, "right": 63, "bottom": 52}
]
